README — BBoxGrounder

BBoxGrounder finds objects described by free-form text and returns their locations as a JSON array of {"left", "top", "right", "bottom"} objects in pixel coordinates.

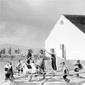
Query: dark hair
[
  {"left": 19, "top": 60, "right": 21, "bottom": 62},
  {"left": 27, "top": 59, "right": 30, "bottom": 64},
  {"left": 10, "top": 62, "right": 12, "bottom": 65},
  {"left": 77, "top": 60, "right": 80, "bottom": 63},
  {"left": 50, "top": 48, "right": 55, "bottom": 53},
  {"left": 62, "top": 62, "right": 65, "bottom": 65},
  {"left": 28, "top": 49, "right": 32, "bottom": 53},
  {"left": 40, "top": 49, "right": 44, "bottom": 54}
]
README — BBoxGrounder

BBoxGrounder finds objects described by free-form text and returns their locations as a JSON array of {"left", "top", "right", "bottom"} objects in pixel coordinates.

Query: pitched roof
[{"left": 64, "top": 15, "right": 85, "bottom": 33}]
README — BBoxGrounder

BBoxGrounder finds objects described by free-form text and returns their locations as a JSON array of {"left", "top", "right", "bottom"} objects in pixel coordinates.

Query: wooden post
[{"left": 61, "top": 44, "right": 66, "bottom": 60}]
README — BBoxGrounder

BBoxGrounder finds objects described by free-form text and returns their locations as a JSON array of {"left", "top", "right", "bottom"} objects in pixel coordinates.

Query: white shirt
[{"left": 4, "top": 63, "right": 11, "bottom": 73}]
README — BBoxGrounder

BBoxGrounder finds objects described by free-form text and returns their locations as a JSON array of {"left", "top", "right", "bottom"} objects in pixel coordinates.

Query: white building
[{"left": 45, "top": 15, "right": 85, "bottom": 61}]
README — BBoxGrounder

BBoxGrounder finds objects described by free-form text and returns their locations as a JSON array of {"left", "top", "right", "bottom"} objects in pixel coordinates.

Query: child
[
  {"left": 4, "top": 62, "right": 12, "bottom": 80},
  {"left": 9, "top": 62, "right": 14, "bottom": 79},
  {"left": 45, "top": 49, "right": 57, "bottom": 71},
  {"left": 16, "top": 60, "right": 23, "bottom": 76},
  {"left": 39, "top": 49, "right": 46, "bottom": 79},
  {"left": 74, "top": 60, "right": 83, "bottom": 77},
  {"left": 63, "top": 62, "right": 70, "bottom": 83},
  {"left": 27, "top": 49, "right": 33, "bottom": 63}
]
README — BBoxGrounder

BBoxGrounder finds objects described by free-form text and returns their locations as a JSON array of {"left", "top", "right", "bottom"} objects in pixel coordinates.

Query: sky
[{"left": 0, "top": 0, "right": 85, "bottom": 48}]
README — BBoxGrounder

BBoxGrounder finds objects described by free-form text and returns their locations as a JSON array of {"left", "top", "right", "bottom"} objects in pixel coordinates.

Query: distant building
[{"left": 45, "top": 15, "right": 85, "bottom": 61}]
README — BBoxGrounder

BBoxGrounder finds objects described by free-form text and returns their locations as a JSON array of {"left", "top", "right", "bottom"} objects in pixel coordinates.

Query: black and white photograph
[{"left": 0, "top": 0, "right": 85, "bottom": 85}]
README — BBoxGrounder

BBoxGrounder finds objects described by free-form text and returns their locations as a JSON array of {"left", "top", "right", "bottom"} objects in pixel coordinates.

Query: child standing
[{"left": 62, "top": 62, "right": 70, "bottom": 83}]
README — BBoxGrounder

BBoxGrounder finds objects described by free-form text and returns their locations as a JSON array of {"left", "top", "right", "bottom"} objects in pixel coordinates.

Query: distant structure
[{"left": 45, "top": 15, "right": 85, "bottom": 61}]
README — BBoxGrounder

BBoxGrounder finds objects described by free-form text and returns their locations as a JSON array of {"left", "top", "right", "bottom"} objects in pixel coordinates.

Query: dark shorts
[
  {"left": 18, "top": 68, "right": 23, "bottom": 72},
  {"left": 5, "top": 68, "right": 8, "bottom": 71},
  {"left": 74, "top": 68, "right": 79, "bottom": 72},
  {"left": 5, "top": 72, "right": 11, "bottom": 79},
  {"left": 63, "top": 75, "right": 67, "bottom": 79},
  {"left": 27, "top": 65, "right": 32, "bottom": 69}
]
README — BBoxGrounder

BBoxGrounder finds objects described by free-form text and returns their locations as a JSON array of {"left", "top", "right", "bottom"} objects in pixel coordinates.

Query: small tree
[
  {"left": 3, "top": 48, "right": 6, "bottom": 54},
  {"left": 15, "top": 48, "right": 20, "bottom": 54},
  {"left": 8, "top": 48, "right": 12, "bottom": 55},
  {"left": 0, "top": 51, "right": 1, "bottom": 58}
]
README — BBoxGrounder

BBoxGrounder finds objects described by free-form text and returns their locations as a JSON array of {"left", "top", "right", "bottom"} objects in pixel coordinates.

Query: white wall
[{"left": 45, "top": 15, "right": 85, "bottom": 60}]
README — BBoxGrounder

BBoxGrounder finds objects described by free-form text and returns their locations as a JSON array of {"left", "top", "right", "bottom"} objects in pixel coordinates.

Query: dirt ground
[{"left": 1, "top": 58, "right": 85, "bottom": 85}]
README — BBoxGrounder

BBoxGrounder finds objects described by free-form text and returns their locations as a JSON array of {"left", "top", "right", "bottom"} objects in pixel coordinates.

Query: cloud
[
  {"left": 0, "top": 21, "right": 47, "bottom": 48},
  {"left": 0, "top": 0, "right": 85, "bottom": 48}
]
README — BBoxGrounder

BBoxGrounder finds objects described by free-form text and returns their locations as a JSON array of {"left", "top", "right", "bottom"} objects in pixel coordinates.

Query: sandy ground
[
  {"left": 0, "top": 61, "right": 6, "bottom": 83},
  {"left": 1, "top": 58, "right": 85, "bottom": 85}
]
